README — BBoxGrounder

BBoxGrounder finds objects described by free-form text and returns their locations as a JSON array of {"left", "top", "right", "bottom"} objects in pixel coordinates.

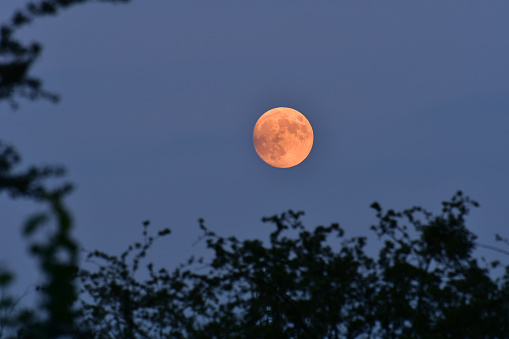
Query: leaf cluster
[
  {"left": 74, "top": 192, "right": 509, "bottom": 338},
  {"left": 77, "top": 221, "right": 181, "bottom": 338},
  {"left": 0, "top": 193, "right": 82, "bottom": 339},
  {"left": 0, "top": 141, "right": 72, "bottom": 200},
  {"left": 1, "top": 0, "right": 130, "bottom": 109}
]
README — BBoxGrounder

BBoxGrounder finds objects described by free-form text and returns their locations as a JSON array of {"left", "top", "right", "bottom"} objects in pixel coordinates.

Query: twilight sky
[{"left": 1, "top": 1, "right": 509, "bottom": 293}]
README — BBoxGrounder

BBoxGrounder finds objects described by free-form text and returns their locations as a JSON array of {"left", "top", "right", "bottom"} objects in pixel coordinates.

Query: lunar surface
[{"left": 253, "top": 107, "right": 313, "bottom": 168}]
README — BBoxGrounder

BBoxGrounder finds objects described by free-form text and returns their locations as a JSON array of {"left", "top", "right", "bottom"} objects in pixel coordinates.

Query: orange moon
[{"left": 253, "top": 107, "right": 313, "bottom": 168}]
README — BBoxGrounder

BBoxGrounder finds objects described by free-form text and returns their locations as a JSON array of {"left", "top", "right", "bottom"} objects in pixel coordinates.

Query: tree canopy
[
  {"left": 4, "top": 185, "right": 509, "bottom": 337},
  {"left": 71, "top": 192, "right": 509, "bottom": 338}
]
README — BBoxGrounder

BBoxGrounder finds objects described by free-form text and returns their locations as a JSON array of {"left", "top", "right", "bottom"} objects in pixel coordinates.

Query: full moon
[{"left": 253, "top": 107, "right": 314, "bottom": 168}]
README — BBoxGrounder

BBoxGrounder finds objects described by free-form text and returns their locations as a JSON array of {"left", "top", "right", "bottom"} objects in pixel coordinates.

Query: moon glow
[{"left": 253, "top": 107, "right": 313, "bottom": 168}]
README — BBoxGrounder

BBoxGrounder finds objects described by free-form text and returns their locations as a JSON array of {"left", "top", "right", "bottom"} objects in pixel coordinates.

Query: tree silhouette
[
  {"left": 75, "top": 192, "right": 509, "bottom": 338},
  {"left": 0, "top": 1, "right": 127, "bottom": 338},
  {"left": 1, "top": 0, "right": 130, "bottom": 109},
  {"left": 0, "top": 147, "right": 79, "bottom": 338}
]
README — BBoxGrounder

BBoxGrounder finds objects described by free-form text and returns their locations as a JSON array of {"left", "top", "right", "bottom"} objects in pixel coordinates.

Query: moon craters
[{"left": 253, "top": 107, "right": 313, "bottom": 168}]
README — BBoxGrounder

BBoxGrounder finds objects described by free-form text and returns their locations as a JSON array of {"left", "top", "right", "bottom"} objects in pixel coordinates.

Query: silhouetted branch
[{"left": 1, "top": 0, "right": 131, "bottom": 109}]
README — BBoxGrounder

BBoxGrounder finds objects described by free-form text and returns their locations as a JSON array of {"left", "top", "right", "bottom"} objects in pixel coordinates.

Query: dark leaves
[
  {"left": 0, "top": 0, "right": 132, "bottom": 109},
  {"left": 4, "top": 189, "right": 509, "bottom": 337},
  {"left": 0, "top": 141, "right": 73, "bottom": 200}
]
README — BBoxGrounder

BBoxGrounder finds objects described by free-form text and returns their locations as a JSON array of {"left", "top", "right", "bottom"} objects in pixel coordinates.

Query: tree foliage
[
  {"left": 0, "top": 141, "right": 72, "bottom": 200},
  {"left": 74, "top": 192, "right": 509, "bottom": 338},
  {"left": 0, "top": 145, "right": 78, "bottom": 338},
  {"left": 0, "top": 1, "right": 126, "bottom": 338},
  {"left": 0, "top": 137, "right": 78, "bottom": 338},
  {"left": 1, "top": 0, "right": 130, "bottom": 109}
]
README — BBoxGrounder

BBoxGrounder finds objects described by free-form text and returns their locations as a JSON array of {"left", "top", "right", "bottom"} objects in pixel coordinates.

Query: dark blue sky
[{"left": 1, "top": 1, "right": 509, "bottom": 293}]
